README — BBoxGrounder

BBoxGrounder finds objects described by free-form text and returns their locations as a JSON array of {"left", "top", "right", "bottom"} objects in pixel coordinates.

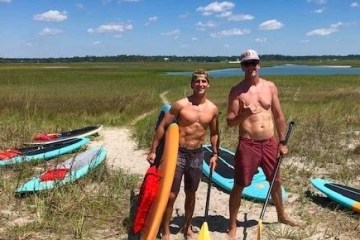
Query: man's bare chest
[{"left": 239, "top": 86, "right": 272, "bottom": 111}]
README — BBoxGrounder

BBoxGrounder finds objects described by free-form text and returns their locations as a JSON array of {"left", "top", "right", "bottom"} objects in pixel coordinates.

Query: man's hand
[
  {"left": 147, "top": 152, "right": 156, "bottom": 164},
  {"left": 209, "top": 154, "right": 218, "bottom": 170},
  {"left": 278, "top": 144, "right": 288, "bottom": 156}
]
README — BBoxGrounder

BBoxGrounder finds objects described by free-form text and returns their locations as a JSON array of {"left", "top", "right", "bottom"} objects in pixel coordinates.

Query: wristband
[{"left": 279, "top": 140, "right": 287, "bottom": 145}]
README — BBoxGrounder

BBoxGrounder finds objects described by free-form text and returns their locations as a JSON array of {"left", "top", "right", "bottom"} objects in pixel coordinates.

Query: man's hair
[{"left": 191, "top": 69, "right": 209, "bottom": 82}]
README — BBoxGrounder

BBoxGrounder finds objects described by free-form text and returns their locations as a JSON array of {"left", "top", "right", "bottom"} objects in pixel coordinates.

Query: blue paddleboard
[
  {"left": 0, "top": 138, "right": 89, "bottom": 166},
  {"left": 310, "top": 178, "right": 360, "bottom": 213},
  {"left": 202, "top": 144, "right": 287, "bottom": 202},
  {"left": 16, "top": 147, "right": 107, "bottom": 194}
]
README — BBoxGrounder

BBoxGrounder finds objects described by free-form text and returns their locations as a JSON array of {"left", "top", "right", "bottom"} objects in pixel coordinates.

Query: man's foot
[
  {"left": 226, "top": 227, "right": 237, "bottom": 240},
  {"left": 182, "top": 225, "right": 197, "bottom": 238},
  {"left": 160, "top": 233, "right": 170, "bottom": 240},
  {"left": 278, "top": 216, "right": 299, "bottom": 227}
]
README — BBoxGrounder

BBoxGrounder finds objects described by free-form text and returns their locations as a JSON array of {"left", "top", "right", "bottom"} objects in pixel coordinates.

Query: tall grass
[{"left": 0, "top": 62, "right": 359, "bottom": 239}]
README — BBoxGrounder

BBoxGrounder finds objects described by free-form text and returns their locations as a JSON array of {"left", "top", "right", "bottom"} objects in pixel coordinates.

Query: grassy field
[{"left": 0, "top": 61, "right": 359, "bottom": 239}]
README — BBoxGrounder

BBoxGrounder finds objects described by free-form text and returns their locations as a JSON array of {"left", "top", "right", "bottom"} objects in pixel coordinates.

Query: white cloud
[
  {"left": 306, "top": 28, "right": 338, "bottom": 36},
  {"left": 145, "top": 16, "right": 158, "bottom": 26},
  {"left": 88, "top": 23, "right": 133, "bottom": 34},
  {"left": 191, "top": 37, "right": 198, "bottom": 41},
  {"left": 160, "top": 29, "right": 181, "bottom": 39},
  {"left": 255, "top": 38, "right": 267, "bottom": 43},
  {"left": 120, "top": 0, "right": 141, "bottom": 2},
  {"left": 330, "top": 22, "right": 344, "bottom": 28},
  {"left": 197, "top": 1, "right": 235, "bottom": 17},
  {"left": 350, "top": 2, "right": 359, "bottom": 7},
  {"left": 227, "top": 14, "right": 254, "bottom": 21},
  {"left": 93, "top": 41, "right": 101, "bottom": 45},
  {"left": 307, "top": 0, "right": 327, "bottom": 4},
  {"left": 306, "top": 21, "right": 344, "bottom": 36},
  {"left": 0, "top": 0, "right": 11, "bottom": 3},
  {"left": 259, "top": 19, "right": 284, "bottom": 30},
  {"left": 314, "top": 8, "right": 326, "bottom": 13},
  {"left": 195, "top": 21, "right": 217, "bottom": 31},
  {"left": 39, "top": 28, "right": 63, "bottom": 36},
  {"left": 210, "top": 28, "right": 250, "bottom": 38},
  {"left": 148, "top": 16, "right": 158, "bottom": 22},
  {"left": 34, "top": 10, "right": 68, "bottom": 22},
  {"left": 217, "top": 11, "right": 232, "bottom": 17}
]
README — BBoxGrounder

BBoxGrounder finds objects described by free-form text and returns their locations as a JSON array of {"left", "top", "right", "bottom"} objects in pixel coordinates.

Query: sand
[{"left": 88, "top": 127, "right": 301, "bottom": 240}]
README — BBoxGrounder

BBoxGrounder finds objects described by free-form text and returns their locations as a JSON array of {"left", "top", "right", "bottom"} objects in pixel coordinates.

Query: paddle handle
[
  {"left": 204, "top": 166, "right": 213, "bottom": 221},
  {"left": 259, "top": 121, "right": 295, "bottom": 220}
]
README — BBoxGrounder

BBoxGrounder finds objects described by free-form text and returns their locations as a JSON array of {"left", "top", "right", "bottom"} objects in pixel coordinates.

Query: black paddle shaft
[
  {"left": 204, "top": 167, "right": 213, "bottom": 221},
  {"left": 259, "top": 121, "right": 295, "bottom": 220}
]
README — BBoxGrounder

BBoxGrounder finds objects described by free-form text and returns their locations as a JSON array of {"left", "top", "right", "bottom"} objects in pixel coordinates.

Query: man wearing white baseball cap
[
  {"left": 240, "top": 49, "right": 260, "bottom": 63},
  {"left": 226, "top": 49, "right": 299, "bottom": 239}
]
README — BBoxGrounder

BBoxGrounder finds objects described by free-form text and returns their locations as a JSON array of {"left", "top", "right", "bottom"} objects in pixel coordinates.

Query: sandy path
[{"left": 88, "top": 127, "right": 300, "bottom": 240}]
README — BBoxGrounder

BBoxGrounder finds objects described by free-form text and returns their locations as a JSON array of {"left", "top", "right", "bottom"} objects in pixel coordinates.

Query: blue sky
[{"left": 1, "top": 0, "right": 359, "bottom": 58}]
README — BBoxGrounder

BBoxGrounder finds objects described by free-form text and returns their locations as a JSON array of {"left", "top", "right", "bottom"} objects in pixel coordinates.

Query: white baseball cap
[{"left": 240, "top": 49, "right": 260, "bottom": 63}]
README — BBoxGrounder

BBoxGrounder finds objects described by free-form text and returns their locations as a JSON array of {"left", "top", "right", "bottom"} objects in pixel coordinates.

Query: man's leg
[
  {"left": 161, "top": 192, "right": 178, "bottom": 240},
  {"left": 182, "top": 190, "right": 196, "bottom": 237},
  {"left": 270, "top": 182, "right": 298, "bottom": 227},
  {"left": 227, "top": 184, "right": 244, "bottom": 239}
]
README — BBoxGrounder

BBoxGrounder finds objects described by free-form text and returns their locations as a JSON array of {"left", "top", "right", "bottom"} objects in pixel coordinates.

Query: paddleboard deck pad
[
  {"left": 202, "top": 144, "right": 287, "bottom": 202},
  {"left": 311, "top": 178, "right": 360, "bottom": 213}
]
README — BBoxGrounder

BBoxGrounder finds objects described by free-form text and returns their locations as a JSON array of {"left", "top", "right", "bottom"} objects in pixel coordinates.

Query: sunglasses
[{"left": 242, "top": 60, "right": 259, "bottom": 67}]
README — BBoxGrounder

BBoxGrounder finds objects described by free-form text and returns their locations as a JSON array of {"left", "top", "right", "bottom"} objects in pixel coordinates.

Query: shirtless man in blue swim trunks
[
  {"left": 226, "top": 49, "right": 298, "bottom": 239},
  {"left": 147, "top": 69, "right": 220, "bottom": 240}
]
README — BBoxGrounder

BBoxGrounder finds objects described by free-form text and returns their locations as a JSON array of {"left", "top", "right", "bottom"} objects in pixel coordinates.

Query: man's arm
[
  {"left": 270, "top": 83, "right": 286, "bottom": 141},
  {"left": 147, "top": 104, "right": 178, "bottom": 163},
  {"left": 226, "top": 88, "right": 243, "bottom": 127},
  {"left": 270, "top": 83, "right": 289, "bottom": 155},
  {"left": 209, "top": 108, "right": 220, "bottom": 169}
]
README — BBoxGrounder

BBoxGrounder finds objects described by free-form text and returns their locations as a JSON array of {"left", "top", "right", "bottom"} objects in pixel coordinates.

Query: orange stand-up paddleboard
[{"left": 140, "top": 123, "right": 179, "bottom": 240}]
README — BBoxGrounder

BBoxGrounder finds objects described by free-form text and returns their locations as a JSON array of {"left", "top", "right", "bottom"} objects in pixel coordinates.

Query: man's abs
[
  {"left": 239, "top": 111, "right": 274, "bottom": 140},
  {"left": 178, "top": 125, "right": 206, "bottom": 149}
]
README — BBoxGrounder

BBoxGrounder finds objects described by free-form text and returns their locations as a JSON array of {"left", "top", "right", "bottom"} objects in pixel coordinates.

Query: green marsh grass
[{"left": 0, "top": 62, "right": 359, "bottom": 239}]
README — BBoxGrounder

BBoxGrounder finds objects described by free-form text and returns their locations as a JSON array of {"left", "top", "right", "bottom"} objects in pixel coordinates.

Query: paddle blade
[
  {"left": 257, "top": 219, "right": 263, "bottom": 240},
  {"left": 198, "top": 222, "right": 211, "bottom": 240}
]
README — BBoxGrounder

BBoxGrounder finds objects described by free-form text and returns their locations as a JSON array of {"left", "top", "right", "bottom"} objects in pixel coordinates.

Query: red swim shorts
[{"left": 234, "top": 136, "right": 280, "bottom": 187}]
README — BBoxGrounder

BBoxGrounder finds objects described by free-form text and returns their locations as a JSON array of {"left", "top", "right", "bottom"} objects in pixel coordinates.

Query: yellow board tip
[{"left": 198, "top": 222, "right": 211, "bottom": 240}]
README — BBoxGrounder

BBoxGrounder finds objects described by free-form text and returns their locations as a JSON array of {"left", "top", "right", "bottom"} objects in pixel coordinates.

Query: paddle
[
  {"left": 257, "top": 121, "right": 295, "bottom": 240},
  {"left": 198, "top": 165, "right": 213, "bottom": 240}
]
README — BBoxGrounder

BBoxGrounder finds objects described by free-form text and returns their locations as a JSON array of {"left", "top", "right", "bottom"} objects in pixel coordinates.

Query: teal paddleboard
[
  {"left": 311, "top": 178, "right": 360, "bottom": 213},
  {"left": 0, "top": 138, "right": 89, "bottom": 167},
  {"left": 16, "top": 147, "right": 107, "bottom": 194}
]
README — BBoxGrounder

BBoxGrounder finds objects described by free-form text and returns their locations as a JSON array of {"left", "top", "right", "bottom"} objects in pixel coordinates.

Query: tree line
[{"left": 1, "top": 54, "right": 359, "bottom": 64}]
